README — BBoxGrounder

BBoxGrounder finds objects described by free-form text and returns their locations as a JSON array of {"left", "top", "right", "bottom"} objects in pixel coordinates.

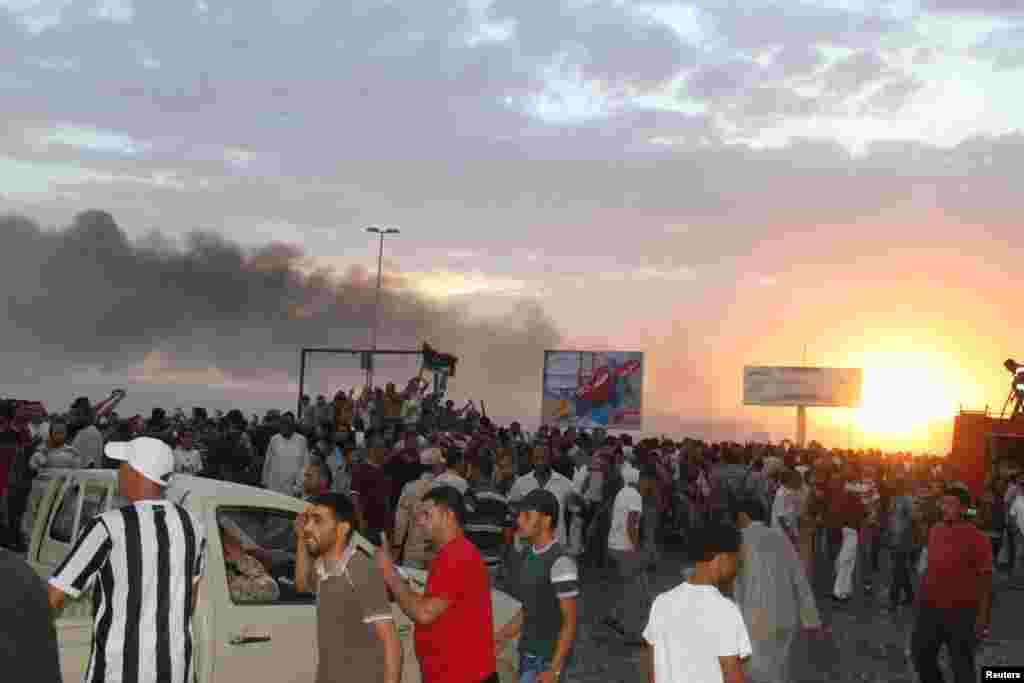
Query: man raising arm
[
  {"left": 294, "top": 494, "right": 401, "bottom": 683},
  {"left": 377, "top": 486, "right": 498, "bottom": 683}
]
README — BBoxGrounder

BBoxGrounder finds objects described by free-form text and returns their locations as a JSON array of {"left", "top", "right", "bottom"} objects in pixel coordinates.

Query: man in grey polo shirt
[{"left": 496, "top": 489, "right": 579, "bottom": 683}]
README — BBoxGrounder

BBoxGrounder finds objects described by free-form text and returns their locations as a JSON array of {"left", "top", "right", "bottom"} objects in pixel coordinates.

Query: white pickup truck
[{"left": 24, "top": 469, "right": 520, "bottom": 683}]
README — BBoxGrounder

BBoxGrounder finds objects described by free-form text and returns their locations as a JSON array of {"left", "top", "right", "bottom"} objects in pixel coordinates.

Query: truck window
[
  {"left": 23, "top": 479, "right": 52, "bottom": 545},
  {"left": 217, "top": 508, "right": 313, "bottom": 606},
  {"left": 50, "top": 483, "right": 80, "bottom": 544},
  {"left": 81, "top": 485, "right": 108, "bottom": 524}
]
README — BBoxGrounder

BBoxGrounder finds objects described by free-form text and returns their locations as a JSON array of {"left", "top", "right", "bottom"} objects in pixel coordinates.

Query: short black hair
[
  {"left": 309, "top": 492, "right": 356, "bottom": 528},
  {"left": 311, "top": 457, "right": 333, "bottom": 490},
  {"left": 639, "top": 464, "right": 658, "bottom": 481},
  {"left": 517, "top": 489, "right": 561, "bottom": 531},
  {"left": 444, "top": 447, "right": 464, "bottom": 469},
  {"left": 736, "top": 496, "right": 768, "bottom": 523},
  {"left": 422, "top": 485, "right": 467, "bottom": 527},
  {"left": 689, "top": 521, "right": 742, "bottom": 562},
  {"left": 473, "top": 454, "right": 495, "bottom": 481},
  {"left": 944, "top": 487, "right": 970, "bottom": 507}
]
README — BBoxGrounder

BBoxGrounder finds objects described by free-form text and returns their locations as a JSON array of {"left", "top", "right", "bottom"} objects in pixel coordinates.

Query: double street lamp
[{"left": 365, "top": 226, "right": 400, "bottom": 388}]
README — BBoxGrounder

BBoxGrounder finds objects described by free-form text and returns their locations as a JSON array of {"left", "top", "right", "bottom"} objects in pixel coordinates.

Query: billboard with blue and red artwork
[{"left": 541, "top": 350, "right": 644, "bottom": 430}]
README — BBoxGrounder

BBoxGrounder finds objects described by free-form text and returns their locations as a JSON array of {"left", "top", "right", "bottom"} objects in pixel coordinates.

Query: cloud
[
  {"left": 699, "top": 0, "right": 906, "bottom": 50},
  {"left": 862, "top": 77, "right": 926, "bottom": 113},
  {"left": 0, "top": 0, "right": 1012, "bottom": 171},
  {"left": 628, "top": 266, "right": 699, "bottom": 283},
  {"left": 733, "top": 86, "right": 822, "bottom": 120},
  {"left": 685, "top": 59, "right": 760, "bottom": 100},
  {"left": 487, "top": 0, "right": 697, "bottom": 95},
  {"left": 971, "top": 24, "right": 1024, "bottom": 70},
  {"left": 822, "top": 50, "right": 889, "bottom": 97},
  {"left": 401, "top": 268, "right": 535, "bottom": 299},
  {"left": 766, "top": 43, "right": 827, "bottom": 79},
  {"left": 679, "top": 45, "right": 931, "bottom": 145},
  {"left": 132, "top": 351, "right": 231, "bottom": 387},
  {"left": 923, "top": 0, "right": 1024, "bottom": 16}
]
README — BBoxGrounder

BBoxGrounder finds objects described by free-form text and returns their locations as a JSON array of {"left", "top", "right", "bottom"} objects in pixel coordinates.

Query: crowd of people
[{"left": 2, "top": 379, "right": 1023, "bottom": 683}]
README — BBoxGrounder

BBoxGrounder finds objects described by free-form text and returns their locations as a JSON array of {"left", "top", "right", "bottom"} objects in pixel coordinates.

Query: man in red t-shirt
[
  {"left": 911, "top": 487, "right": 993, "bottom": 683},
  {"left": 377, "top": 485, "right": 497, "bottom": 683}
]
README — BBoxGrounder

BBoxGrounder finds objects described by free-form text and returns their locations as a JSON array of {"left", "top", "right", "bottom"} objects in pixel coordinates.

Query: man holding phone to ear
[{"left": 295, "top": 492, "right": 402, "bottom": 683}]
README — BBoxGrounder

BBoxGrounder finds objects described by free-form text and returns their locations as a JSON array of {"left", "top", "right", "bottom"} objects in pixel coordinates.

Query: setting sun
[{"left": 855, "top": 365, "right": 958, "bottom": 443}]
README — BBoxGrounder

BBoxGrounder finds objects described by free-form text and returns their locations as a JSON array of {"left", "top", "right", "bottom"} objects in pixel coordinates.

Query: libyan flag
[{"left": 422, "top": 343, "right": 458, "bottom": 377}]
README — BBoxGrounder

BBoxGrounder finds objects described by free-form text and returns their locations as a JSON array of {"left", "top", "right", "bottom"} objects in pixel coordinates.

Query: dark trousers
[
  {"left": 911, "top": 606, "right": 977, "bottom": 683},
  {"left": 870, "top": 529, "right": 882, "bottom": 572},
  {"left": 1005, "top": 527, "right": 1017, "bottom": 570},
  {"left": 889, "top": 549, "right": 915, "bottom": 605},
  {"left": 813, "top": 528, "right": 842, "bottom": 596},
  {"left": 607, "top": 548, "right": 651, "bottom": 637}
]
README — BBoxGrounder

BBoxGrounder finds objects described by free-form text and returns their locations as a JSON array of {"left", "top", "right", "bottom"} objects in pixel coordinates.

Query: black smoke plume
[{"left": 1, "top": 210, "right": 560, "bottom": 417}]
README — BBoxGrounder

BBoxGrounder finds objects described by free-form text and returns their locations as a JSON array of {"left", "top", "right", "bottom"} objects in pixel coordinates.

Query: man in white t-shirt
[
  {"left": 508, "top": 445, "right": 575, "bottom": 547},
  {"left": 643, "top": 521, "right": 752, "bottom": 683},
  {"left": 602, "top": 465, "right": 654, "bottom": 643}
]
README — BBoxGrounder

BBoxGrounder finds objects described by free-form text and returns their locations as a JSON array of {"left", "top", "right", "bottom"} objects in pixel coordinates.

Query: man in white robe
[{"left": 734, "top": 496, "right": 824, "bottom": 683}]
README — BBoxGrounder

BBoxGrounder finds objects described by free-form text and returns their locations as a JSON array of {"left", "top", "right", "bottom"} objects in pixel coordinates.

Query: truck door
[
  {"left": 38, "top": 478, "right": 110, "bottom": 569},
  {"left": 207, "top": 506, "right": 319, "bottom": 683},
  {"left": 37, "top": 477, "right": 80, "bottom": 569},
  {"left": 39, "top": 476, "right": 110, "bottom": 683}
]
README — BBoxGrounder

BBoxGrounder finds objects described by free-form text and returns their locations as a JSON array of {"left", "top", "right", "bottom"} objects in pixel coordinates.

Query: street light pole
[{"left": 365, "top": 226, "right": 400, "bottom": 389}]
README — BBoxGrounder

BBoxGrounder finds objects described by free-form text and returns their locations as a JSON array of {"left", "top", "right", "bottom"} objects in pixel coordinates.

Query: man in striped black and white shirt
[{"left": 47, "top": 437, "right": 207, "bottom": 683}]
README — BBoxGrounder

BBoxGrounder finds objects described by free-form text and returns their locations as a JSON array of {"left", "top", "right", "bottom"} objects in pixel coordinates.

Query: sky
[{"left": 2, "top": 0, "right": 1023, "bottom": 452}]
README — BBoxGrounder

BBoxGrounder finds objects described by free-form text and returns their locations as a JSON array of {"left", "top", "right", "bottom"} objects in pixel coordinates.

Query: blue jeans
[{"left": 519, "top": 651, "right": 572, "bottom": 683}]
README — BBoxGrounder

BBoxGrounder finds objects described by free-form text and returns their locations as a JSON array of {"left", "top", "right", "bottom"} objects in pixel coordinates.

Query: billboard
[
  {"left": 542, "top": 350, "right": 644, "bottom": 430},
  {"left": 743, "top": 366, "right": 862, "bottom": 407}
]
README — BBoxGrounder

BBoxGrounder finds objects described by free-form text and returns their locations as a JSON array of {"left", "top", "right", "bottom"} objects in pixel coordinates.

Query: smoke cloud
[{"left": 0, "top": 210, "right": 561, "bottom": 418}]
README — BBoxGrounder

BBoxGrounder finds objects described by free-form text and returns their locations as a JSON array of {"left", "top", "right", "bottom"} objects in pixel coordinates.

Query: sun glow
[{"left": 855, "top": 365, "right": 958, "bottom": 439}]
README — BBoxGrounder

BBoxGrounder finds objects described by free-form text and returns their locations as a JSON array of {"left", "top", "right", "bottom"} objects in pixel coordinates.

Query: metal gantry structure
[{"left": 297, "top": 347, "right": 422, "bottom": 417}]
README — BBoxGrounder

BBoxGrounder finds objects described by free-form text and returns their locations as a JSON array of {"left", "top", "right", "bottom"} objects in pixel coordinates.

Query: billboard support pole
[
  {"left": 298, "top": 349, "right": 307, "bottom": 419},
  {"left": 796, "top": 405, "right": 807, "bottom": 447}
]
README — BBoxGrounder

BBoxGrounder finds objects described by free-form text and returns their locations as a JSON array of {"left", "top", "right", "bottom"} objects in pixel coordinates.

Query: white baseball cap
[{"left": 105, "top": 437, "right": 175, "bottom": 487}]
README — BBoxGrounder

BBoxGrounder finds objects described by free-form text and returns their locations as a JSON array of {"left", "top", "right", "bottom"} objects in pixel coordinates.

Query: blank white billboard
[{"left": 743, "top": 366, "right": 863, "bottom": 407}]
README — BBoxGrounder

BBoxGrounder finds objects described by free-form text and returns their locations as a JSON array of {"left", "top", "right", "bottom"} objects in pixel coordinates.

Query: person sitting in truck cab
[{"left": 219, "top": 519, "right": 280, "bottom": 604}]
